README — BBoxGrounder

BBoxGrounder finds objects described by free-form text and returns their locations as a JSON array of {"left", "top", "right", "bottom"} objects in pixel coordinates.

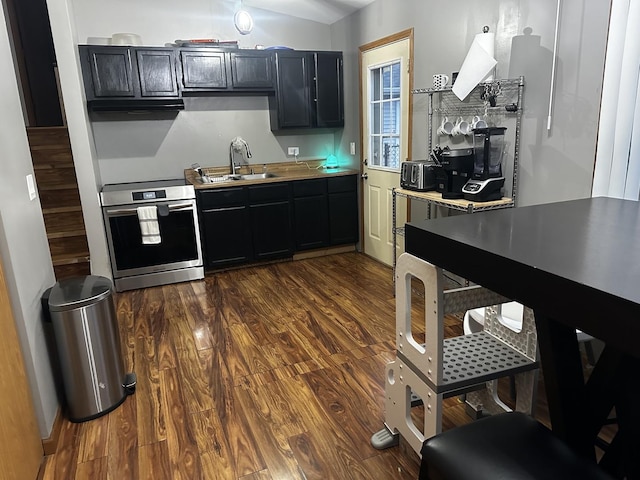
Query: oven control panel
[{"left": 132, "top": 190, "right": 167, "bottom": 201}]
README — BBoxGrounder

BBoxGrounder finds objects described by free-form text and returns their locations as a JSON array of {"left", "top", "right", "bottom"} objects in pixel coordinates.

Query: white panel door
[{"left": 361, "top": 35, "right": 411, "bottom": 266}]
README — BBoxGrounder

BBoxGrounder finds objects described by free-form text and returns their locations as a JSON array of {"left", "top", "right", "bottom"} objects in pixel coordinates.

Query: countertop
[{"left": 184, "top": 160, "right": 358, "bottom": 189}]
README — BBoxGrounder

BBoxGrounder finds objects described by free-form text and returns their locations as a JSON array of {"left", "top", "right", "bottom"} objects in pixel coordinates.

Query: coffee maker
[
  {"left": 432, "top": 147, "right": 475, "bottom": 199},
  {"left": 462, "top": 127, "right": 507, "bottom": 202}
]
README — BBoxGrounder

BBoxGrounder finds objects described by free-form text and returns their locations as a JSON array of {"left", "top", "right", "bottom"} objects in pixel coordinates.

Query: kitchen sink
[
  {"left": 197, "top": 172, "right": 279, "bottom": 184},
  {"left": 235, "top": 172, "right": 279, "bottom": 181}
]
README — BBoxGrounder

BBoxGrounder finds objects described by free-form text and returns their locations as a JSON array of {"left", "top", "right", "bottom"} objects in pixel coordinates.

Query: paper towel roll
[{"left": 452, "top": 31, "right": 497, "bottom": 101}]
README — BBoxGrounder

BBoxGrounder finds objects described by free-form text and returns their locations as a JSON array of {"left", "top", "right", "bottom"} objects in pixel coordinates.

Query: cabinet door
[
  {"left": 329, "top": 190, "right": 358, "bottom": 245},
  {"left": 328, "top": 175, "right": 358, "bottom": 245},
  {"left": 272, "top": 51, "right": 312, "bottom": 128},
  {"left": 180, "top": 50, "right": 228, "bottom": 90},
  {"left": 249, "top": 184, "right": 292, "bottom": 259},
  {"left": 230, "top": 51, "right": 274, "bottom": 90},
  {"left": 250, "top": 201, "right": 293, "bottom": 259},
  {"left": 201, "top": 206, "right": 252, "bottom": 268},
  {"left": 294, "top": 196, "right": 329, "bottom": 250},
  {"left": 293, "top": 178, "right": 329, "bottom": 250},
  {"left": 87, "top": 46, "right": 135, "bottom": 97},
  {"left": 314, "top": 52, "right": 344, "bottom": 127},
  {"left": 136, "top": 49, "right": 179, "bottom": 97}
]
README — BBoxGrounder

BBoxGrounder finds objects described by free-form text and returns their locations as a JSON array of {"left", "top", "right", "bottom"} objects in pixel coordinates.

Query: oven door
[{"left": 103, "top": 199, "right": 203, "bottom": 279}]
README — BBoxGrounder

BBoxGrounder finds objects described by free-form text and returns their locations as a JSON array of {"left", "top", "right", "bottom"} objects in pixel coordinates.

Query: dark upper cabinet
[
  {"left": 79, "top": 45, "right": 183, "bottom": 111},
  {"left": 314, "top": 52, "right": 344, "bottom": 128},
  {"left": 270, "top": 51, "right": 313, "bottom": 128},
  {"left": 180, "top": 50, "right": 228, "bottom": 90},
  {"left": 269, "top": 50, "right": 344, "bottom": 130},
  {"left": 85, "top": 46, "right": 135, "bottom": 97},
  {"left": 179, "top": 48, "right": 274, "bottom": 92},
  {"left": 230, "top": 51, "right": 274, "bottom": 90},
  {"left": 136, "top": 49, "right": 179, "bottom": 97}
]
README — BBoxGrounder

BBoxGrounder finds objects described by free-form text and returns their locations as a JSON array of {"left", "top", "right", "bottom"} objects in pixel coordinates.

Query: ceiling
[{"left": 243, "top": 0, "right": 375, "bottom": 25}]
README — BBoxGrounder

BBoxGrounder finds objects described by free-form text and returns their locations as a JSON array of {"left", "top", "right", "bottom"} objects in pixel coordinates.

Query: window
[{"left": 369, "top": 61, "right": 401, "bottom": 170}]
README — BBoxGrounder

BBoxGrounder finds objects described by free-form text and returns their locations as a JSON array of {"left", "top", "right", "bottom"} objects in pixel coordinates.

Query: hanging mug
[
  {"left": 452, "top": 116, "right": 471, "bottom": 137},
  {"left": 437, "top": 117, "right": 454, "bottom": 136},
  {"left": 471, "top": 115, "right": 488, "bottom": 130}
]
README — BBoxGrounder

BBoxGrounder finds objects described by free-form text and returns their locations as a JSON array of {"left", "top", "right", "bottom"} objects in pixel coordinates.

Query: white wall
[
  {"left": 0, "top": 0, "right": 59, "bottom": 437},
  {"left": 331, "top": 0, "right": 611, "bottom": 207}
]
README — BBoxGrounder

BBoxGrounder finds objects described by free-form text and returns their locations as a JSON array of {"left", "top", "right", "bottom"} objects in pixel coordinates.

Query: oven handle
[{"left": 105, "top": 202, "right": 195, "bottom": 215}]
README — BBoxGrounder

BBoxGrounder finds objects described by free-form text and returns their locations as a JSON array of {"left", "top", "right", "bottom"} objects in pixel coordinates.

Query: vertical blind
[{"left": 592, "top": 0, "right": 640, "bottom": 200}]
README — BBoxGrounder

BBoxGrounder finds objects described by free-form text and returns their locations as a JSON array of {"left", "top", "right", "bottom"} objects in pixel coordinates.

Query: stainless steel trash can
[{"left": 48, "top": 275, "right": 135, "bottom": 422}]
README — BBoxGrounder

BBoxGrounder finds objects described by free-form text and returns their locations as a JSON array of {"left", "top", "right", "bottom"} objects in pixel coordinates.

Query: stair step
[
  {"left": 39, "top": 188, "right": 81, "bottom": 210},
  {"left": 42, "top": 206, "right": 83, "bottom": 215},
  {"left": 54, "top": 262, "right": 91, "bottom": 281},
  {"left": 47, "top": 229, "right": 86, "bottom": 240},
  {"left": 38, "top": 183, "right": 80, "bottom": 191},
  {"left": 51, "top": 252, "right": 90, "bottom": 267},
  {"left": 33, "top": 166, "right": 78, "bottom": 189},
  {"left": 48, "top": 234, "right": 89, "bottom": 257},
  {"left": 26, "top": 126, "right": 70, "bottom": 147}
]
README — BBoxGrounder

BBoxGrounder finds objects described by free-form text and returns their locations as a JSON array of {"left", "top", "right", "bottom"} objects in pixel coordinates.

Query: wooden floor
[{"left": 39, "top": 252, "right": 542, "bottom": 479}]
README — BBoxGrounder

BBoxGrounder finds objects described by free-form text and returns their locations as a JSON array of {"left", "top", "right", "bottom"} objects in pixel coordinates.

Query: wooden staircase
[{"left": 27, "top": 126, "right": 91, "bottom": 280}]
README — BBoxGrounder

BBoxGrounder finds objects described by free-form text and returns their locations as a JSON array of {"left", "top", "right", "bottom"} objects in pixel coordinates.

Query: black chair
[{"left": 419, "top": 412, "right": 613, "bottom": 480}]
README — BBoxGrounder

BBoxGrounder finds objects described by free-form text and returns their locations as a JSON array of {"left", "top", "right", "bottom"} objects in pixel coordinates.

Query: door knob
[{"left": 361, "top": 173, "right": 368, "bottom": 180}]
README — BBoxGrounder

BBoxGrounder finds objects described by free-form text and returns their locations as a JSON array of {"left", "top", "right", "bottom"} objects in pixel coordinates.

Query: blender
[{"left": 462, "top": 127, "right": 507, "bottom": 202}]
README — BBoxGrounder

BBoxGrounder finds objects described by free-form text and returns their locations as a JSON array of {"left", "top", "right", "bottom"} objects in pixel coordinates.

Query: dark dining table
[{"left": 405, "top": 196, "right": 640, "bottom": 479}]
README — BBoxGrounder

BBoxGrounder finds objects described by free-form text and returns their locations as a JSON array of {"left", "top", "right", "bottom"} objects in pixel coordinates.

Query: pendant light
[{"left": 234, "top": 1, "right": 253, "bottom": 35}]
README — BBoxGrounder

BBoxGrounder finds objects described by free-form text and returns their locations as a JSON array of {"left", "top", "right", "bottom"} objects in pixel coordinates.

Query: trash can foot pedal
[{"left": 123, "top": 372, "right": 137, "bottom": 395}]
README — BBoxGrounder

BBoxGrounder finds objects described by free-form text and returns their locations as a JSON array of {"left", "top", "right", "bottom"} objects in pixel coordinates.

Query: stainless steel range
[{"left": 100, "top": 179, "right": 203, "bottom": 292}]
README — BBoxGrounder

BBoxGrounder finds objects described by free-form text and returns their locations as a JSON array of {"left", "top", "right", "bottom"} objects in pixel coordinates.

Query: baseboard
[
  {"left": 42, "top": 407, "right": 63, "bottom": 456},
  {"left": 293, "top": 244, "right": 356, "bottom": 261}
]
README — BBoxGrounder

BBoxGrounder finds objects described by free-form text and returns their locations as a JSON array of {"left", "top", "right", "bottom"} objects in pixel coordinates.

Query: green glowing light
[{"left": 326, "top": 154, "right": 339, "bottom": 168}]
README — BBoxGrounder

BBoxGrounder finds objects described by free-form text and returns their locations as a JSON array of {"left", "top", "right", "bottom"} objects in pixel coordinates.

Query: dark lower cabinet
[
  {"left": 249, "top": 184, "right": 292, "bottom": 260},
  {"left": 329, "top": 190, "right": 358, "bottom": 245},
  {"left": 201, "top": 206, "right": 252, "bottom": 268},
  {"left": 293, "top": 179, "right": 329, "bottom": 250},
  {"left": 328, "top": 175, "right": 359, "bottom": 245},
  {"left": 198, "top": 188, "right": 252, "bottom": 268},
  {"left": 198, "top": 175, "right": 357, "bottom": 270}
]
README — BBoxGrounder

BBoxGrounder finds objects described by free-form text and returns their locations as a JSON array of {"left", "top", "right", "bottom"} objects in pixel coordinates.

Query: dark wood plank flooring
[{"left": 38, "top": 252, "right": 575, "bottom": 479}]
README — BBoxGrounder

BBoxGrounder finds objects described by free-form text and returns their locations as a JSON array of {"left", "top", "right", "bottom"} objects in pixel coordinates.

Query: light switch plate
[
  {"left": 26, "top": 174, "right": 36, "bottom": 201},
  {"left": 350, "top": 142, "right": 356, "bottom": 155}
]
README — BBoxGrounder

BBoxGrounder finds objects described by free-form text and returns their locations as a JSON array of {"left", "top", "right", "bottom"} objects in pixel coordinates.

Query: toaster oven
[{"left": 400, "top": 161, "right": 437, "bottom": 191}]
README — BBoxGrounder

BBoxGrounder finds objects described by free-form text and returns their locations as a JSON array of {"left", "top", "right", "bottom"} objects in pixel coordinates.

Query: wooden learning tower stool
[{"left": 371, "top": 253, "right": 539, "bottom": 456}]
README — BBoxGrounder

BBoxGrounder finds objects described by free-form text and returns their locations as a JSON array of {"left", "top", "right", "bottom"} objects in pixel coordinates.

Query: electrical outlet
[
  {"left": 287, "top": 146, "right": 300, "bottom": 156},
  {"left": 350, "top": 142, "right": 356, "bottom": 155}
]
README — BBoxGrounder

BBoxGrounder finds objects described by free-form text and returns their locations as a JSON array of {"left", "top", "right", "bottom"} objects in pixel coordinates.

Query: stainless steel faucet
[{"left": 229, "top": 137, "right": 252, "bottom": 175}]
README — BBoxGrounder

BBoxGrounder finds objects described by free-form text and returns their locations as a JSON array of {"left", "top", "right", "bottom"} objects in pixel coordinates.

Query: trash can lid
[{"left": 48, "top": 275, "right": 113, "bottom": 311}]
